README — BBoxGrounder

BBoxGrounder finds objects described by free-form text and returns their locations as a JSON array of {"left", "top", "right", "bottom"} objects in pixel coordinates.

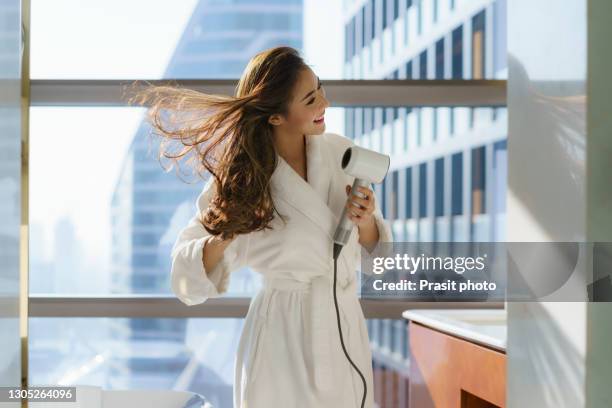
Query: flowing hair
[{"left": 124, "top": 46, "right": 309, "bottom": 240}]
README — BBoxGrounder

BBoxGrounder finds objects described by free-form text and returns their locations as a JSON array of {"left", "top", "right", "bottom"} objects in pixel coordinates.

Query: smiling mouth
[{"left": 313, "top": 113, "right": 325, "bottom": 123}]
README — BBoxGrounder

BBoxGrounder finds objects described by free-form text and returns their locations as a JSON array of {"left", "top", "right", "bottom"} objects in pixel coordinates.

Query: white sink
[
  {"left": 27, "top": 386, "right": 211, "bottom": 408},
  {"left": 402, "top": 309, "right": 507, "bottom": 351},
  {"left": 103, "top": 389, "right": 210, "bottom": 408}
]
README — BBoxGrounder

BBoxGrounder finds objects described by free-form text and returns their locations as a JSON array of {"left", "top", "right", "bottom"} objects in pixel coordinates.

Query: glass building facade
[{"left": 342, "top": 0, "right": 507, "bottom": 404}]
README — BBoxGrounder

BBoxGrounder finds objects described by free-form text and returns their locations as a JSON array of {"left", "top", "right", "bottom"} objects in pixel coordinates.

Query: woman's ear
[{"left": 268, "top": 113, "right": 283, "bottom": 126}]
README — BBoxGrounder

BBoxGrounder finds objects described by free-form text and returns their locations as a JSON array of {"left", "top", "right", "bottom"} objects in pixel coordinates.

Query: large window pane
[
  {"left": 31, "top": 0, "right": 511, "bottom": 81},
  {"left": 0, "top": 0, "right": 22, "bottom": 390},
  {"left": 29, "top": 107, "right": 345, "bottom": 295},
  {"left": 30, "top": 317, "right": 411, "bottom": 407},
  {"left": 29, "top": 103, "right": 506, "bottom": 294},
  {"left": 31, "top": 0, "right": 334, "bottom": 80},
  {"left": 28, "top": 1, "right": 508, "bottom": 406},
  {"left": 29, "top": 318, "right": 243, "bottom": 407}
]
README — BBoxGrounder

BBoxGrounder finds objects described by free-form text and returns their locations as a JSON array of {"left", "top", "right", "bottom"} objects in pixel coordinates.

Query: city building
[{"left": 341, "top": 0, "right": 507, "bottom": 404}]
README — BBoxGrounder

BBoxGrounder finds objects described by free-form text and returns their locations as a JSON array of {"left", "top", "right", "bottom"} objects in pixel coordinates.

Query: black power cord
[{"left": 332, "top": 242, "right": 367, "bottom": 408}]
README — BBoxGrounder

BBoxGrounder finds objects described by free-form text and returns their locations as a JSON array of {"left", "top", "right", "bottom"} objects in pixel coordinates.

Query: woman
[{"left": 130, "top": 46, "right": 393, "bottom": 408}]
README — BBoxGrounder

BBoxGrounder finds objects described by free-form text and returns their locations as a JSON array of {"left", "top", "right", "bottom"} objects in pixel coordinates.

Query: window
[
  {"left": 405, "top": 61, "right": 413, "bottom": 117},
  {"left": 382, "top": 0, "right": 388, "bottom": 30},
  {"left": 346, "top": 107, "right": 355, "bottom": 139},
  {"left": 355, "top": 108, "right": 363, "bottom": 138},
  {"left": 30, "top": 107, "right": 354, "bottom": 296},
  {"left": 393, "top": 69, "right": 400, "bottom": 120},
  {"left": 393, "top": 0, "right": 400, "bottom": 22},
  {"left": 362, "top": 108, "right": 367, "bottom": 135},
  {"left": 433, "top": 0, "right": 439, "bottom": 23},
  {"left": 375, "top": 107, "right": 383, "bottom": 133},
  {"left": 382, "top": 72, "right": 396, "bottom": 125},
  {"left": 405, "top": 60, "right": 413, "bottom": 79},
  {"left": 381, "top": 177, "right": 387, "bottom": 218},
  {"left": 383, "top": 104, "right": 389, "bottom": 126},
  {"left": 364, "top": 108, "right": 373, "bottom": 133},
  {"left": 350, "top": 17, "right": 356, "bottom": 59},
  {"left": 451, "top": 153, "right": 463, "bottom": 215},
  {"left": 419, "top": 163, "right": 428, "bottom": 218},
  {"left": 472, "top": 10, "right": 486, "bottom": 79},
  {"left": 3, "top": 0, "right": 21, "bottom": 386},
  {"left": 493, "top": 140, "right": 508, "bottom": 213},
  {"left": 471, "top": 146, "right": 486, "bottom": 214},
  {"left": 493, "top": 0, "right": 508, "bottom": 76},
  {"left": 419, "top": 50, "right": 428, "bottom": 79},
  {"left": 452, "top": 25, "right": 463, "bottom": 79},
  {"left": 361, "top": 6, "right": 367, "bottom": 49},
  {"left": 435, "top": 158, "right": 444, "bottom": 217},
  {"left": 30, "top": 317, "right": 244, "bottom": 402},
  {"left": 417, "top": 0, "right": 423, "bottom": 34},
  {"left": 355, "top": 11, "right": 362, "bottom": 52},
  {"left": 25, "top": 1, "right": 507, "bottom": 401},
  {"left": 371, "top": 0, "right": 377, "bottom": 41},
  {"left": 31, "top": 0, "right": 304, "bottom": 80},
  {"left": 405, "top": 167, "right": 413, "bottom": 219},
  {"left": 435, "top": 38, "right": 445, "bottom": 79},
  {"left": 391, "top": 170, "right": 399, "bottom": 220},
  {"left": 333, "top": 109, "right": 504, "bottom": 230},
  {"left": 345, "top": 22, "right": 351, "bottom": 62}
]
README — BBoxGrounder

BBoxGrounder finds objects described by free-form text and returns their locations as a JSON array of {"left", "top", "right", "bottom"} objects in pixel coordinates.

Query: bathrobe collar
[{"left": 270, "top": 133, "right": 339, "bottom": 241}]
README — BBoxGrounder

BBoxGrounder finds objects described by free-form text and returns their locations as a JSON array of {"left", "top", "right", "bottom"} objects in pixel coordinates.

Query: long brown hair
[{"left": 125, "top": 46, "right": 309, "bottom": 240}]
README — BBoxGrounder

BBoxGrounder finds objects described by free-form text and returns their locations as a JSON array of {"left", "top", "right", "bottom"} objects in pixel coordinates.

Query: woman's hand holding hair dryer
[{"left": 345, "top": 184, "right": 379, "bottom": 251}]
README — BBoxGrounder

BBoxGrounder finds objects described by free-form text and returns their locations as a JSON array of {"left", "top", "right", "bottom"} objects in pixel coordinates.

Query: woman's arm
[
  {"left": 357, "top": 217, "right": 380, "bottom": 252},
  {"left": 202, "top": 234, "right": 236, "bottom": 272},
  {"left": 171, "top": 178, "right": 247, "bottom": 306}
]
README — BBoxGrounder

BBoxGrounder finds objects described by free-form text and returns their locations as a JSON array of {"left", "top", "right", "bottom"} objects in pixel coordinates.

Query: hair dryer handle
[{"left": 333, "top": 178, "right": 371, "bottom": 247}]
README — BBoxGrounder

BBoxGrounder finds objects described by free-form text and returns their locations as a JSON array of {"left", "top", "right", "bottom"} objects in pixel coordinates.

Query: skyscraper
[{"left": 342, "top": 0, "right": 507, "bottom": 404}]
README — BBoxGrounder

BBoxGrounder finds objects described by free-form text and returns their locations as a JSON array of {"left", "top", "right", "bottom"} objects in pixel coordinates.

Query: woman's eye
[{"left": 307, "top": 80, "right": 322, "bottom": 105}]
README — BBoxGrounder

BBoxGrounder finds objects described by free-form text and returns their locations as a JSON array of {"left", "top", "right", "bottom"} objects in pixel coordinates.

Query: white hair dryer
[
  {"left": 332, "top": 145, "right": 390, "bottom": 260},
  {"left": 329, "top": 144, "right": 390, "bottom": 408}
]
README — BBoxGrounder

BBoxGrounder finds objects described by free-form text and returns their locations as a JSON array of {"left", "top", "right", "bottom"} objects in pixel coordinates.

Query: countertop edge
[{"left": 402, "top": 310, "right": 507, "bottom": 352}]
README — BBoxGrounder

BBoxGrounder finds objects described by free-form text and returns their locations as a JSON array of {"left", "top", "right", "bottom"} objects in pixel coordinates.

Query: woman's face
[{"left": 269, "top": 67, "right": 330, "bottom": 137}]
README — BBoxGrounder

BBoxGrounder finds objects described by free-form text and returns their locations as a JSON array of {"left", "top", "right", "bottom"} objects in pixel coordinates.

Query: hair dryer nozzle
[{"left": 340, "top": 146, "right": 390, "bottom": 183}]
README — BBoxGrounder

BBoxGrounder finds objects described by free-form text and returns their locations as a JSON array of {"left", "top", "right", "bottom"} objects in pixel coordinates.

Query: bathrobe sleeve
[
  {"left": 370, "top": 192, "right": 394, "bottom": 248},
  {"left": 358, "top": 179, "right": 394, "bottom": 274},
  {"left": 170, "top": 177, "right": 248, "bottom": 306}
]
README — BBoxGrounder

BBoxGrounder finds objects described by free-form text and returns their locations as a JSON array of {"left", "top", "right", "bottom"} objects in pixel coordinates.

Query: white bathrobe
[{"left": 170, "top": 132, "right": 393, "bottom": 408}]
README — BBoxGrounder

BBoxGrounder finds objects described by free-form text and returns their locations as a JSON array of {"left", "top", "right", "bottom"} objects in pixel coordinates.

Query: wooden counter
[{"left": 408, "top": 321, "right": 506, "bottom": 407}]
